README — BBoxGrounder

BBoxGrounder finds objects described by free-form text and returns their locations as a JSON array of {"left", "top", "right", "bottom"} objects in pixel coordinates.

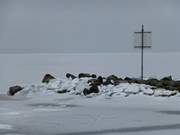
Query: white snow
[
  {"left": 1, "top": 93, "right": 180, "bottom": 135},
  {"left": 154, "top": 89, "right": 177, "bottom": 97}
]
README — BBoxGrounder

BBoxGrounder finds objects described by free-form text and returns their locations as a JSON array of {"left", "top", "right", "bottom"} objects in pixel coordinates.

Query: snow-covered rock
[
  {"left": 14, "top": 77, "right": 179, "bottom": 98},
  {"left": 17, "top": 84, "right": 56, "bottom": 97},
  {"left": 123, "top": 83, "right": 140, "bottom": 94},
  {"left": 143, "top": 88, "right": 154, "bottom": 96},
  {"left": 154, "top": 89, "right": 177, "bottom": 97}
]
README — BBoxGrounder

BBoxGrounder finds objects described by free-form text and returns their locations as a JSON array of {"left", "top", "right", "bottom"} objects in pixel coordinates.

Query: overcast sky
[{"left": 0, "top": 0, "right": 180, "bottom": 53}]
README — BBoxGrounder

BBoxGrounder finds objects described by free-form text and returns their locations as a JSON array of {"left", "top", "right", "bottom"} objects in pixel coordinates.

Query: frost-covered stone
[
  {"left": 143, "top": 88, "right": 154, "bottom": 96},
  {"left": 123, "top": 83, "right": 140, "bottom": 94},
  {"left": 154, "top": 89, "right": 177, "bottom": 97},
  {"left": 13, "top": 76, "right": 180, "bottom": 98}
]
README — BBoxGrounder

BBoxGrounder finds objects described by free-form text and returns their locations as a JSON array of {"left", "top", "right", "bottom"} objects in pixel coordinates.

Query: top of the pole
[{"left": 142, "top": 24, "right": 144, "bottom": 31}]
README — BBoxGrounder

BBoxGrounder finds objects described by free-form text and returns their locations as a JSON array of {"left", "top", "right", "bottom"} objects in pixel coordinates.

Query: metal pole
[
  {"left": 134, "top": 25, "right": 151, "bottom": 80},
  {"left": 141, "top": 24, "right": 144, "bottom": 80}
]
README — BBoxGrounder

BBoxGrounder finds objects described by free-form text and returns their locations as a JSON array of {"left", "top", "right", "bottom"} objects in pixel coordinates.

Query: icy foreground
[{"left": 1, "top": 78, "right": 180, "bottom": 135}]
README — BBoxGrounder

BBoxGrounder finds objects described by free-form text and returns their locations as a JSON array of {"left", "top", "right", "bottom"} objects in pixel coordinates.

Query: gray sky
[{"left": 0, "top": 0, "right": 180, "bottom": 53}]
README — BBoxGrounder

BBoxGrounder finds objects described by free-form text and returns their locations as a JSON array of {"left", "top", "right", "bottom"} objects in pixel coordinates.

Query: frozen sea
[{"left": 1, "top": 94, "right": 180, "bottom": 135}]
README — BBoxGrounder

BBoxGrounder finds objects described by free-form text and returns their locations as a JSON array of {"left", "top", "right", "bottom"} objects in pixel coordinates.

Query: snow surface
[
  {"left": 1, "top": 94, "right": 180, "bottom": 135},
  {"left": 1, "top": 77, "right": 180, "bottom": 134}
]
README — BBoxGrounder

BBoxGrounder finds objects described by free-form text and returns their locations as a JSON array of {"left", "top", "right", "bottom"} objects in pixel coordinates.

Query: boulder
[
  {"left": 103, "top": 79, "right": 113, "bottom": 85},
  {"left": 57, "top": 89, "right": 68, "bottom": 94},
  {"left": 145, "top": 77, "right": 177, "bottom": 91},
  {"left": 167, "top": 81, "right": 180, "bottom": 91},
  {"left": 78, "top": 73, "right": 97, "bottom": 78},
  {"left": 161, "top": 76, "right": 172, "bottom": 81},
  {"left": 172, "top": 81, "right": 180, "bottom": 87},
  {"left": 89, "top": 85, "right": 99, "bottom": 93},
  {"left": 164, "top": 81, "right": 180, "bottom": 91},
  {"left": 83, "top": 85, "right": 99, "bottom": 96},
  {"left": 103, "top": 75, "right": 121, "bottom": 85},
  {"left": 89, "top": 76, "right": 103, "bottom": 86},
  {"left": 154, "top": 89, "right": 177, "bottom": 97},
  {"left": 91, "top": 74, "right": 97, "bottom": 78},
  {"left": 161, "top": 80, "right": 171, "bottom": 87},
  {"left": 108, "top": 75, "right": 120, "bottom": 81},
  {"left": 42, "top": 74, "right": 55, "bottom": 83},
  {"left": 163, "top": 85, "right": 176, "bottom": 91},
  {"left": 145, "top": 78, "right": 160, "bottom": 86},
  {"left": 66, "top": 73, "right": 77, "bottom": 79},
  {"left": 8, "top": 85, "right": 23, "bottom": 96},
  {"left": 124, "top": 77, "right": 135, "bottom": 83},
  {"left": 83, "top": 88, "right": 91, "bottom": 96},
  {"left": 133, "top": 79, "right": 146, "bottom": 84},
  {"left": 88, "top": 79, "right": 97, "bottom": 84},
  {"left": 96, "top": 76, "right": 103, "bottom": 85}
]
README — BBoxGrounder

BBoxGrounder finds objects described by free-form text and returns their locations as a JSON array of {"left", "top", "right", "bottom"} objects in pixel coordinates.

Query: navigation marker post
[{"left": 134, "top": 25, "right": 152, "bottom": 80}]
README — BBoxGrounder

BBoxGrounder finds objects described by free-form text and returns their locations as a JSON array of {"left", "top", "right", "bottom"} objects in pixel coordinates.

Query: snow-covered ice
[
  {"left": 1, "top": 77, "right": 180, "bottom": 135},
  {"left": 1, "top": 94, "right": 180, "bottom": 135}
]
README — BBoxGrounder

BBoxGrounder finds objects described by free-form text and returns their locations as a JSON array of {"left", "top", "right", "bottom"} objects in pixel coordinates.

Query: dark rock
[
  {"left": 163, "top": 85, "right": 176, "bottom": 91},
  {"left": 103, "top": 79, "right": 113, "bottom": 85},
  {"left": 83, "top": 86, "right": 99, "bottom": 96},
  {"left": 91, "top": 74, "right": 97, "bottom": 78},
  {"left": 78, "top": 73, "right": 92, "bottom": 78},
  {"left": 161, "top": 80, "right": 171, "bottom": 87},
  {"left": 89, "top": 85, "right": 99, "bottom": 93},
  {"left": 124, "top": 77, "right": 133, "bottom": 81},
  {"left": 161, "top": 76, "right": 172, "bottom": 81},
  {"left": 172, "top": 81, "right": 180, "bottom": 87},
  {"left": 66, "top": 73, "right": 77, "bottom": 79},
  {"left": 83, "top": 88, "right": 90, "bottom": 96},
  {"left": 97, "top": 76, "right": 103, "bottom": 84},
  {"left": 104, "top": 75, "right": 121, "bottom": 85},
  {"left": 145, "top": 77, "right": 178, "bottom": 91},
  {"left": 8, "top": 85, "right": 23, "bottom": 96},
  {"left": 156, "top": 82, "right": 164, "bottom": 88},
  {"left": 167, "top": 81, "right": 180, "bottom": 91},
  {"left": 145, "top": 78, "right": 160, "bottom": 86},
  {"left": 124, "top": 77, "right": 136, "bottom": 83},
  {"left": 57, "top": 89, "right": 68, "bottom": 94},
  {"left": 89, "top": 76, "right": 103, "bottom": 86},
  {"left": 119, "top": 80, "right": 129, "bottom": 83},
  {"left": 133, "top": 79, "right": 146, "bottom": 84},
  {"left": 78, "top": 73, "right": 97, "bottom": 78},
  {"left": 42, "top": 74, "right": 55, "bottom": 83},
  {"left": 175, "top": 86, "right": 180, "bottom": 92},
  {"left": 108, "top": 75, "right": 120, "bottom": 81},
  {"left": 88, "top": 79, "right": 97, "bottom": 84}
]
